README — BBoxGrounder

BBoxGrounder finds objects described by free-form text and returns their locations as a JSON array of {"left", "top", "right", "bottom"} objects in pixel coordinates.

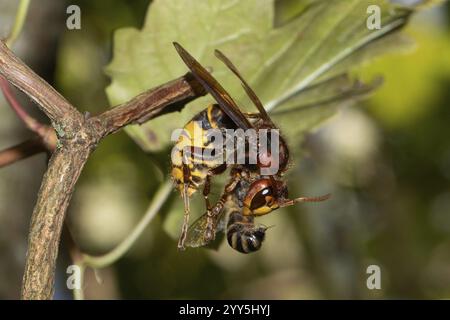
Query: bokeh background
[{"left": 0, "top": 0, "right": 449, "bottom": 299}]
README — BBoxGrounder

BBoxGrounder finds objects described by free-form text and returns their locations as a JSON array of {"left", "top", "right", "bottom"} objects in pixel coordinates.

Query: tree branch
[
  {"left": 0, "top": 41, "right": 81, "bottom": 126},
  {"left": 0, "top": 138, "right": 46, "bottom": 168},
  {"left": 0, "top": 38, "right": 206, "bottom": 299},
  {"left": 0, "top": 76, "right": 57, "bottom": 153},
  {"left": 91, "top": 73, "right": 205, "bottom": 137},
  {"left": 0, "top": 76, "right": 40, "bottom": 132},
  {"left": 0, "top": 0, "right": 205, "bottom": 300},
  {"left": 21, "top": 145, "right": 92, "bottom": 299}
]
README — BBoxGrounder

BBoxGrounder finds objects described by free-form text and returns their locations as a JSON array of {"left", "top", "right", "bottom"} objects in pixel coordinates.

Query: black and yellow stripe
[
  {"left": 171, "top": 104, "right": 236, "bottom": 196},
  {"left": 226, "top": 212, "right": 266, "bottom": 254}
]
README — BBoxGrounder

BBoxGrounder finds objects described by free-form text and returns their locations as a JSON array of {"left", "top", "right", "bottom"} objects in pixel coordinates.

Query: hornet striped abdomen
[{"left": 226, "top": 212, "right": 267, "bottom": 254}]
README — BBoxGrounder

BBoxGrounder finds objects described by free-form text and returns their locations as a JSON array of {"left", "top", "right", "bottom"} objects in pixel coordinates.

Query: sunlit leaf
[
  {"left": 105, "top": 0, "right": 417, "bottom": 152},
  {"left": 274, "top": 0, "right": 325, "bottom": 26}
]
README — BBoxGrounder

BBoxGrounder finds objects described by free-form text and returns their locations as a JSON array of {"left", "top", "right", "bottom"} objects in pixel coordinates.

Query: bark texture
[{"left": 0, "top": 39, "right": 205, "bottom": 299}]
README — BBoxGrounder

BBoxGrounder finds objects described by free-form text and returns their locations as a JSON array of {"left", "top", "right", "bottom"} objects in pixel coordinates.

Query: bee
[{"left": 171, "top": 42, "right": 330, "bottom": 252}]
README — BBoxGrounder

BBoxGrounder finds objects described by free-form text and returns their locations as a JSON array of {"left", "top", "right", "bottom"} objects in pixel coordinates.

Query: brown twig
[
  {"left": 21, "top": 146, "right": 91, "bottom": 299},
  {"left": 0, "top": 76, "right": 42, "bottom": 132},
  {"left": 0, "top": 138, "right": 46, "bottom": 167},
  {"left": 0, "top": 40, "right": 206, "bottom": 299},
  {"left": 0, "top": 41, "right": 81, "bottom": 126},
  {"left": 91, "top": 73, "right": 205, "bottom": 138},
  {"left": 0, "top": 75, "right": 57, "bottom": 155}
]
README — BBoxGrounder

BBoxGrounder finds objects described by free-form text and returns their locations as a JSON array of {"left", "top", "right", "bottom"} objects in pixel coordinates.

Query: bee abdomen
[{"left": 226, "top": 212, "right": 266, "bottom": 254}]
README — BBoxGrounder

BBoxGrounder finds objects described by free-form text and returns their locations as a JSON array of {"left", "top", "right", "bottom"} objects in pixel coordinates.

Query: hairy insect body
[
  {"left": 171, "top": 104, "right": 234, "bottom": 197},
  {"left": 226, "top": 212, "right": 266, "bottom": 254},
  {"left": 226, "top": 179, "right": 267, "bottom": 253}
]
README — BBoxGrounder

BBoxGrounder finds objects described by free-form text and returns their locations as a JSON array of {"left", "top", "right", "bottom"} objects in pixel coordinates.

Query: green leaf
[
  {"left": 106, "top": 0, "right": 275, "bottom": 151},
  {"left": 274, "top": 0, "right": 325, "bottom": 26},
  {"left": 256, "top": 1, "right": 411, "bottom": 111},
  {"left": 272, "top": 75, "right": 382, "bottom": 143},
  {"left": 105, "top": 0, "right": 416, "bottom": 153}
]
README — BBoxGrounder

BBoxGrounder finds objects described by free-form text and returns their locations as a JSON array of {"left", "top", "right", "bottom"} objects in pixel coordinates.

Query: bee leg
[
  {"left": 203, "top": 172, "right": 212, "bottom": 209},
  {"left": 178, "top": 184, "right": 190, "bottom": 250},
  {"left": 203, "top": 173, "right": 215, "bottom": 242},
  {"left": 225, "top": 173, "right": 240, "bottom": 193},
  {"left": 203, "top": 164, "right": 228, "bottom": 242},
  {"left": 178, "top": 157, "right": 192, "bottom": 250}
]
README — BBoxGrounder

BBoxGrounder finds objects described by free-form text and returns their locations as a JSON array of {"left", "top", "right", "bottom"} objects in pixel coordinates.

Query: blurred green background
[{"left": 0, "top": 0, "right": 450, "bottom": 299}]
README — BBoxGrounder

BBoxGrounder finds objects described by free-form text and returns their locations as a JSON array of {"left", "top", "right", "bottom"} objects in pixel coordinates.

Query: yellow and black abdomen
[
  {"left": 171, "top": 104, "right": 236, "bottom": 197},
  {"left": 226, "top": 212, "right": 266, "bottom": 254}
]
